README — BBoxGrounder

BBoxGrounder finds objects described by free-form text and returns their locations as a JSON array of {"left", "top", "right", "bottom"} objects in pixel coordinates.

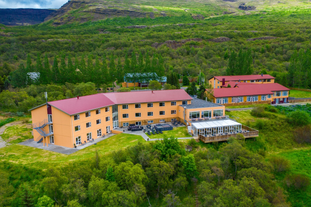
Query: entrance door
[
  {"left": 113, "top": 121, "right": 119, "bottom": 128},
  {"left": 136, "top": 122, "right": 142, "bottom": 126},
  {"left": 106, "top": 126, "right": 110, "bottom": 134},
  {"left": 50, "top": 135, "right": 54, "bottom": 144},
  {"left": 276, "top": 98, "right": 279, "bottom": 104}
]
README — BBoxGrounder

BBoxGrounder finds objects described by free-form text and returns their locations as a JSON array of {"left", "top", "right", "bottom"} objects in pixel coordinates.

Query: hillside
[
  {"left": 44, "top": 0, "right": 308, "bottom": 25},
  {"left": 0, "top": 9, "right": 55, "bottom": 26}
]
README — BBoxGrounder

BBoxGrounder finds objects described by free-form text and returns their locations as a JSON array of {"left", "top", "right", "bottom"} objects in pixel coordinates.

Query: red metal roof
[
  {"left": 213, "top": 74, "right": 275, "bottom": 82},
  {"left": 48, "top": 93, "right": 115, "bottom": 115},
  {"left": 104, "top": 89, "right": 192, "bottom": 105},
  {"left": 213, "top": 83, "right": 289, "bottom": 98},
  {"left": 48, "top": 89, "right": 192, "bottom": 115}
]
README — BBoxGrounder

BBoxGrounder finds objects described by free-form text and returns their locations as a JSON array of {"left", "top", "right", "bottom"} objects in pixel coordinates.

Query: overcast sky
[{"left": 0, "top": 0, "right": 68, "bottom": 8}]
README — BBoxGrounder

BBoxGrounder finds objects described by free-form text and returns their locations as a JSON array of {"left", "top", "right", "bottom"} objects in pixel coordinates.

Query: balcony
[
  {"left": 189, "top": 115, "right": 229, "bottom": 122},
  {"left": 32, "top": 119, "right": 53, "bottom": 137}
]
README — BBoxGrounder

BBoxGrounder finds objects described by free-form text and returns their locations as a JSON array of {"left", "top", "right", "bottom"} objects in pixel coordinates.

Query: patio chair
[
  {"left": 148, "top": 131, "right": 151, "bottom": 136},
  {"left": 152, "top": 131, "right": 155, "bottom": 135}
]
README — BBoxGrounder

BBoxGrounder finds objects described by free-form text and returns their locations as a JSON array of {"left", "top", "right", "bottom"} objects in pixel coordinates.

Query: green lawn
[
  {"left": 226, "top": 104, "right": 270, "bottom": 109},
  {"left": 146, "top": 127, "right": 192, "bottom": 139},
  {"left": 1, "top": 125, "right": 32, "bottom": 144},
  {"left": 289, "top": 90, "right": 311, "bottom": 98},
  {"left": 0, "top": 133, "right": 145, "bottom": 169}
]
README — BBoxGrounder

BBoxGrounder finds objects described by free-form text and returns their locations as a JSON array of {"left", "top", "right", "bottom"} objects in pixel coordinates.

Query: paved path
[{"left": 0, "top": 121, "right": 23, "bottom": 149}]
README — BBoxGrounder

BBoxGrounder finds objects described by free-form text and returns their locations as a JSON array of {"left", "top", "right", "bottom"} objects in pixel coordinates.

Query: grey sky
[{"left": 0, "top": 0, "right": 68, "bottom": 8}]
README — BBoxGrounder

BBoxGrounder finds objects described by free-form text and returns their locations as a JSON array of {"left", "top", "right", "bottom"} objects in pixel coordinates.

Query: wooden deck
[{"left": 199, "top": 125, "right": 259, "bottom": 143}]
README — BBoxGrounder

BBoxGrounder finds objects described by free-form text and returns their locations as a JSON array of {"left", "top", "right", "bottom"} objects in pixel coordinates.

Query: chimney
[
  {"left": 222, "top": 78, "right": 225, "bottom": 86},
  {"left": 152, "top": 90, "right": 153, "bottom": 94},
  {"left": 261, "top": 73, "right": 263, "bottom": 77},
  {"left": 77, "top": 96, "right": 79, "bottom": 99}
]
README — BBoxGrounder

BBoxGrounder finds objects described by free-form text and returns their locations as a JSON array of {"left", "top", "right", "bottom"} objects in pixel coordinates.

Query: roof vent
[{"left": 261, "top": 73, "right": 263, "bottom": 77}]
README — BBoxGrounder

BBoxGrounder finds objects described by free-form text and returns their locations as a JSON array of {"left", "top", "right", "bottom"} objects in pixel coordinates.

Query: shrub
[
  {"left": 265, "top": 105, "right": 278, "bottom": 113},
  {"left": 117, "top": 87, "right": 131, "bottom": 92},
  {"left": 251, "top": 107, "right": 266, "bottom": 117},
  {"left": 286, "top": 110, "right": 311, "bottom": 126},
  {"left": 285, "top": 174, "right": 310, "bottom": 190},
  {"left": 269, "top": 157, "right": 290, "bottom": 173},
  {"left": 255, "top": 120, "right": 265, "bottom": 130},
  {"left": 293, "top": 126, "right": 311, "bottom": 144}
]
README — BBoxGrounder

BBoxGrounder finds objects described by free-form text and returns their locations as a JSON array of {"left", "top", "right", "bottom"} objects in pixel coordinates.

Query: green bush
[
  {"left": 265, "top": 105, "right": 278, "bottom": 113},
  {"left": 269, "top": 157, "right": 291, "bottom": 174},
  {"left": 285, "top": 174, "right": 310, "bottom": 191},
  {"left": 251, "top": 107, "right": 267, "bottom": 117},
  {"left": 0, "top": 118, "right": 16, "bottom": 127},
  {"left": 293, "top": 125, "right": 311, "bottom": 144},
  {"left": 255, "top": 120, "right": 265, "bottom": 130},
  {"left": 286, "top": 110, "right": 311, "bottom": 126}
]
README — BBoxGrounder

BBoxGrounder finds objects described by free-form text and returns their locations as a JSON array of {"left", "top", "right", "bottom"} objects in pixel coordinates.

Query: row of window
[
  {"left": 216, "top": 93, "right": 287, "bottom": 104},
  {"left": 75, "top": 129, "right": 102, "bottom": 145},
  {"left": 122, "top": 120, "right": 166, "bottom": 127},
  {"left": 75, "top": 117, "right": 110, "bottom": 131},
  {"left": 74, "top": 108, "right": 110, "bottom": 120},
  {"left": 122, "top": 101, "right": 187, "bottom": 109},
  {"left": 189, "top": 110, "right": 223, "bottom": 119},
  {"left": 122, "top": 110, "right": 177, "bottom": 118}
]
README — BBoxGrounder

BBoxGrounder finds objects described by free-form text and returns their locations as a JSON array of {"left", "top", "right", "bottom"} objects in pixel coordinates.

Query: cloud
[{"left": 0, "top": 0, "right": 68, "bottom": 9}]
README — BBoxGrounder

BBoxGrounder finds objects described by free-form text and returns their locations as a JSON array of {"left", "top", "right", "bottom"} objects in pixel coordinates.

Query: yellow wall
[
  {"left": 72, "top": 106, "right": 113, "bottom": 147},
  {"left": 183, "top": 106, "right": 225, "bottom": 121},
  {"left": 31, "top": 105, "right": 49, "bottom": 142},
  {"left": 122, "top": 82, "right": 139, "bottom": 88},
  {"left": 52, "top": 106, "right": 72, "bottom": 148},
  {"left": 209, "top": 77, "right": 275, "bottom": 89}
]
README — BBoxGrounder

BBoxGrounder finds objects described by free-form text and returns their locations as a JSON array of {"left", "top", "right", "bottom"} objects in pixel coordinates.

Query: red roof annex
[
  {"left": 48, "top": 89, "right": 192, "bottom": 115},
  {"left": 212, "top": 74, "right": 275, "bottom": 81},
  {"left": 213, "top": 83, "right": 289, "bottom": 98}
]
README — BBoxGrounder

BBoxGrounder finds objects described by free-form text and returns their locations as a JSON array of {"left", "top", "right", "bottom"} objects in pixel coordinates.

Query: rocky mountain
[{"left": 0, "top": 9, "right": 55, "bottom": 26}]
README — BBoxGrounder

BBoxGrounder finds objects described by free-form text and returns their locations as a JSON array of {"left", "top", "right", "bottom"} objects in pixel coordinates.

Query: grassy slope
[
  {"left": 289, "top": 90, "right": 311, "bottom": 98},
  {"left": 0, "top": 133, "right": 144, "bottom": 169},
  {"left": 146, "top": 126, "right": 192, "bottom": 139}
]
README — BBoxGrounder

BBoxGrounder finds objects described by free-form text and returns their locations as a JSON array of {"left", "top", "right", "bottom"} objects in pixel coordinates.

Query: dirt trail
[{"left": 0, "top": 121, "right": 23, "bottom": 148}]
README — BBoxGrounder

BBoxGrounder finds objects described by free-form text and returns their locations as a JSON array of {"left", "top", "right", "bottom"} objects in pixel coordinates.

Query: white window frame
[
  {"left": 261, "top": 95, "right": 267, "bottom": 101},
  {"left": 148, "top": 120, "right": 153, "bottom": 124},
  {"left": 85, "top": 111, "right": 91, "bottom": 117},
  {"left": 87, "top": 132, "right": 92, "bottom": 141},
  {"left": 105, "top": 107, "right": 110, "bottom": 112},
  {"left": 123, "top": 114, "right": 129, "bottom": 118},
  {"left": 276, "top": 91, "right": 281, "bottom": 97},
  {"left": 189, "top": 111, "right": 200, "bottom": 119},
  {"left": 97, "top": 129, "right": 102, "bottom": 137},
  {"left": 122, "top": 105, "right": 128, "bottom": 109},
  {"left": 86, "top": 122, "right": 91, "bottom": 128},
  {"left": 76, "top": 136, "right": 81, "bottom": 145},
  {"left": 213, "top": 110, "right": 223, "bottom": 117},
  {"left": 268, "top": 94, "right": 271, "bottom": 98},
  {"left": 136, "top": 122, "right": 142, "bottom": 126},
  {"left": 75, "top": 125, "right": 80, "bottom": 132},
  {"left": 182, "top": 101, "right": 187, "bottom": 105},
  {"left": 135, "top": 104, "right": 141, "bottom": 108},
  {"left": 159, "top": 111, "right": 165, "bottom": 115},
  {"left": 123, "top": 123, "right": 129, "bottom": 127},
  {"left": 202, "top": 111, "right": 211, "bottom": 118},
  {"left": 106, "top": 116, "right": 110, "bottom": 122},
  {"left": 147, "top": 103, "right": 153, "bottom": 107},
  {"left": 96, "top": 119, "right": 101, "bottom": 125},
  {"left": 74, "top": 114, "right": 80, "bottom": 120},
  {"left": 48, "top": 114, "right": 53, "bottom": 122},
  {"left": 96, "top": 109, "right": 101, "bottom": 115},
  {"left": 171, "top": 110, "right": 177, "bottom": 115},
  {"left": 171, "top": 101, "right": 176, "bottom": 106},
  {"left": 159, "top": 102, "right": 165, "bottom": 107},
  {"left": 282, "top": 91, "right": 288, "bottom": 96},
  {"left": 148, "top": 112, "right": 153, "bottom": 116},
  {"left": 135, "top": 113, "right": 141, "bottom": 117}
]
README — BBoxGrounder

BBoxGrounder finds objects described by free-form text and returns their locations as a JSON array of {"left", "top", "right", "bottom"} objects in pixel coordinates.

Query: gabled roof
[
  {"left": 211, "top": 74, "right": 275, "bottom": 81},
  {"left": 213, "top": 83, "right": 289, "bottom": 98},
  {"left": 48, "top": 93, "right": 115, "bottom": 115},
  {"left": 124, "top": 72, "right": 167, "bottom": 83},
  {"left": 104, "top": 89, "right": 192, "bottom": 105},
  {"left": 36, "top": 89, "right": 192, "bottom": 115}
]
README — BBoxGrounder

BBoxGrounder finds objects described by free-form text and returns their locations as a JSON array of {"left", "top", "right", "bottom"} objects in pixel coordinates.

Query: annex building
[
  {"left": 208, "top": 75, "right": 290, "bottom": 105},
  {"left": 31, "top": 89, "right": 229, "bottom": 148}
]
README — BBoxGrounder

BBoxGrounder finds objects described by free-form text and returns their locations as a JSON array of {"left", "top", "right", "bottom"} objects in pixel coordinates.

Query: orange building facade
[{"left": 31, "top": 90, "right": 225, "bottom": 148}]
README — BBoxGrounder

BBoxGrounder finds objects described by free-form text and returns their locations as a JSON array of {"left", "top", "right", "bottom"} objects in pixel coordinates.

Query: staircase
[{"left": 33, "top": 119, "right": 53, "bottom": 138}]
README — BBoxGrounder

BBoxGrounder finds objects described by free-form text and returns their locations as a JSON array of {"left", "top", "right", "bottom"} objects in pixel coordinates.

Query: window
[
  {"left": 147, "top": 103, "right": 153, "bottom": 107},
  {"left": 148, "top": 112, "right": 153, "bottom": 116},
  {"left": 159, "top": 102, "right": 165, "bottom": 107},
  {"left": 171, "top": 101, "right": 176, "bottom": 106},
  {"left": 232, "top": 97, "right": 243, "bottom": 103},
  {"left": 75, "top": 125, "right": 80, "bottom": 131},
  {"left": 282, "top": 91, "right": 288, "bottom": 96},
  {"left": 50, "top": 135, "right": 54, "bottom": 144},
  {"left": 189, "top": 111, "right": 200, "bottom": 119},
  {"left": 105, "top": 107, "right": 110, "bottom": 112},
  {"left": 160, "top": 119, "right": 165, "bottom": 122},
  {"left": 216, "top": 98, "right": 222, "bottom": 104},
  {"left": 85, "top": 111, "right": 91, "bottom": 117},
  {"left": 123, "top": 114, "right": 129, "bottom": 118},
  {"left": 136, "top": 122, "right": 141, "bottom": 126},
  {"left": 96, "top": 109, "right": 101, "bottom": 114},
  {"left": 86, "top": 122, "right": 91, "bottom": 128},
  {"left": 96, "top": 119, "right": 101, "bottom": 125},
  {"left": 48, "top": 114, "right": 52, "bottom": 122},
  {"left": 135, "top": 104, "right": 141, "bottom": 108},
  {"left": 171, "top": 110, "right": 177, "bottom": 115},
  {"left": 268, "top": 94, "right": 271, "bottom": 98},
  {"left": 123, "top": 123, "right": 129, "bottom": 127},
  {"left": 106, "top": 117, "right": 110, "bottom": 122},
  {"left": 267, "top": 79, "right": 271, "bottom": 82},
  {"left": 135, "top": 113, "right": 141, "bottom": 117},
  {"left": 87, "top": 132, "right": 92, "bottom": 141},
  {"left": 276, "top": 91, "right": 281, "bottom": 97},
  {"left": 160, "top": 111, "right": 165, "bottom": 115},
  {"left": 122, "top": 105, "right": 128, "bottom": 109},
  {"left": 76, "top": 136, "right": 81, "bottom": 145},
  {"left": 213, "top": 110, "right": 223, "bottom": 117},
  {"left": 202, "top": 111, "right": 211, "bottom": 118},
  {"left": 253, "top": 96, "right": 258, "bottom": 102},
  {"left": 247, "top": 96, "right": 252, "bottom": 102},
  {"left": 223, "top": 98, "right": 228, "bottom": 104},
  {"left": 182, "top": 101, "right": 187, "bottom": 105},
  {"left": 74, "top": 114, "right": 80, "bottom": 120},
  {"left": 49, "top": 125, "right": 53, "bottom": 133},
  {"left": 97, "top": 129, "right": 102, "bottom": 137},
  {"left": 261, "top": 95, "right": 267, "bottom": 101},
  {"left": 251, "top": 80, "right": 255, "bottom": 82},
  {"left": 148, "top": 120, "right": 153, "bottom": 124}
]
